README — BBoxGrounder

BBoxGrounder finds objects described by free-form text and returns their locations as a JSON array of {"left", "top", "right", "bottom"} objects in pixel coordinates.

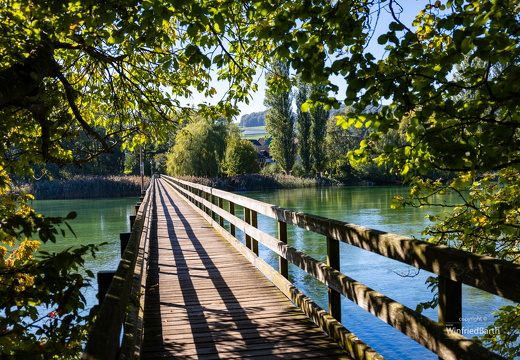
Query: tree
[
  {"left": 153, "top": 153, "right": 169, "bottom": 175},
  {"left": 337, "top": 2, "right": 520, "bottom": 258},
  {"left": 264, "top": 58, "right": 296, "bottom": 175},
  {"left": 324, "top": 108, "right": 357, "bottom": 178},
  {"left": 0, "top": 195, "right": 102, "bottom": 358},
  {"left": 309, "top": 85, "right": 329, "bottom": 177},
  {"left": 222, "top": 139, "right": 260, "bottom": 176},
  {"left": 166, "top": 117, "right": 229, "bottom": 177},
  {"left": 296, "top": 77, "right": 313, "bottom": 175}
]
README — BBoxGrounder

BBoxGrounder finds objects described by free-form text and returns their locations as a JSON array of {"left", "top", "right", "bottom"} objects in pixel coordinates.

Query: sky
[{"left": 178, "top": 1, "right": 429, "bottom": 119}]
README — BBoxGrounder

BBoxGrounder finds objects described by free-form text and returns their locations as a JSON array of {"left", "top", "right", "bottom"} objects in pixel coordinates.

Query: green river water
[
  {"left": 31, "top": 186, "right": 515, "bottom": 359},
  {"left": 31, "top": 197, "right": 137, "bottom": 307}
]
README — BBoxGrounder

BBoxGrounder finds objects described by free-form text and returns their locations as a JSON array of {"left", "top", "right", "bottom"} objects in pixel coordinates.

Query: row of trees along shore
[
  {"left": 165, "top": 61, "right": 402, "bottom": 185},
  {"left": 263, "top": 58, "right": 395, "bottom": 182},
  {"left": 0, "top": 1, "right": 519, "bottom": 358}
]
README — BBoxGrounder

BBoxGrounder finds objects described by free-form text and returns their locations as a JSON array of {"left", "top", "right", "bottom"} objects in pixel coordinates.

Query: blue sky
[{"left": 179, "top": 0, "right": 429, "bottom": 118}]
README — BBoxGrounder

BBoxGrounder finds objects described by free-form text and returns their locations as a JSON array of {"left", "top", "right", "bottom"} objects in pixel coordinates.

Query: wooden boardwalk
[{"left": 140, "top": 179, "right": 352, "bottom": 359}]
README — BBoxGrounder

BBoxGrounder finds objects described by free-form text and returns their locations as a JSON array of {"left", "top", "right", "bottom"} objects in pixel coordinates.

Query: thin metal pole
[{"left": 139, "top": 145, "right": 144, "bottom": 193}]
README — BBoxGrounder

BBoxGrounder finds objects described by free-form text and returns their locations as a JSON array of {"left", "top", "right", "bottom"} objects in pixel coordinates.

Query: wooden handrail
[
  {"left": 162, "top": 175, "right": 516, "bottom": 360},
  {"left": 164, "top": 176, "right": 520, "bottom": 302},
  {"left": 81, "top": 177, "right": 156, "bottom": 360}
]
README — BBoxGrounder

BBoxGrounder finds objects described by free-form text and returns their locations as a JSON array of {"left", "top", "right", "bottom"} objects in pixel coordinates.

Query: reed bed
[
  {"left": 18, "top": 175, "right": 150, "bottom": 200},
  {"left": 177, "top": 173, "right": 337, "bottom": 191}
]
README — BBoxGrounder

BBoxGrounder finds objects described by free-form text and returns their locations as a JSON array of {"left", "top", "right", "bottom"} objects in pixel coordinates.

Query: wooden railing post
[
  {"left": 120, "top": 232, "right": 131, "bottom": 256},
  {"left": 211, "top": 191, "right": 217, "bottom": 221},
  {"left": 97, "top": 270, "right": 115, "bottom": 305},
  {"left": 188, "top": 186, "right": 193, "bottom": 204},
  {"left": 229, "top": 201, "right": 236, "bottom": 236},
  {"left": 251, "top": 210, "right": 258, "bottom": 255},
  {"left": 244, "top": 208, "right": 251, "bottom": 249},
  {"left": 218, "top": 197, "right": 224, "bottom": 227},
  {"left": 327, "top": 236, "right": 341, "bottom": 322},
  {"left": 438, "top": 276, "right": 462, "bottom": 331},
  {"left": 204, "top": 191, "right": 209, "bottom": 215},
  {"left": 195, "top": 188, "right": 201, "bottom": 209},
  {"left": 278, "top": 221, "right": 288, "bottom": 279}
]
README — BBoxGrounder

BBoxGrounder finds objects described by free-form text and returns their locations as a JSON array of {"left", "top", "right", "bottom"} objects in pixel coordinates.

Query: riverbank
[
  {"left": 176, "top": 173, "right": 341, "bottom": 191},
  {"left": 17, "top": 175, "right": 150, "bottom": 200}
]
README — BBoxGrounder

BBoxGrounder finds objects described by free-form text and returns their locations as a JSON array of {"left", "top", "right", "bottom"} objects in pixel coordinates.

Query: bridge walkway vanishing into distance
[
  {"left": 82, "top": 176, "right": 520, "bottom": 360},
  {"left": 139, "top": 179, "right": 352, "bottom": 359}
]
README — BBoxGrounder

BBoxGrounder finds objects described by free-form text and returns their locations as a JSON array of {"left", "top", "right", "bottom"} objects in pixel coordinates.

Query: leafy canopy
[
  {"left": 222, "top": 138, "right": 260, "bottom": 176},
  {"left": 0, "top": 0, "right": 271, "bottom": 177}
]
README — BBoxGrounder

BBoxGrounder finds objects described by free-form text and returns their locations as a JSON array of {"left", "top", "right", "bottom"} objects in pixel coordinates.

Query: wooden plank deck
[{"left": 140, "top": 179, "right": 352, "bottom": 359}]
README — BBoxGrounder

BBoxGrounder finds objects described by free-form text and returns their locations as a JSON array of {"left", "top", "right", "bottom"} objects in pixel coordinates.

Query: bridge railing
[
  {"left": 162, "top": 175, "right": 520, "bottom": 360},
  {"left": 81, "top": 177, "right": 156, "bottom": 360}
]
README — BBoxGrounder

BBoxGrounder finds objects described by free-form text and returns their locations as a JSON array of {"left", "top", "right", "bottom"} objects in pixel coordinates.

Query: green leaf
[
  {"left": 377, "top": 34, "right": 388, "bottom": 45},
  {"left": 461, "top": 37, "right": 473, "bottom": 53},
  {"left": 389, "top": 22, "right": 405, "bottom": 31},
  {"left": 187, "top": 23, "right": 198, "bottom": 37}
]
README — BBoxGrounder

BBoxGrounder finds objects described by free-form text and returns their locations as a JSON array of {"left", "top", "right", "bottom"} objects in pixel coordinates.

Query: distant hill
[
  {"left": 239, "top": 103, "right": 379, "bottom": 128},
  {"left": 239, "top": 111, "right": 265, "bottom": 127}
]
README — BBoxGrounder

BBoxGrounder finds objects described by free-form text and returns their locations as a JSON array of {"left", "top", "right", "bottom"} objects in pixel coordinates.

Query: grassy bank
[
  {"left": 17, "top": 175, "right": 150, "bottom": 200},
  {"left": 176, "top": 173, "right": 339, "bottom": 191}
]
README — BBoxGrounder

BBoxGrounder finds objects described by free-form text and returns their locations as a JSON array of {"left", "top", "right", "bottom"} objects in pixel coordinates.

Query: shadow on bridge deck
[{"left": 140, "top": 180, "right": 351, "bottom": 359}]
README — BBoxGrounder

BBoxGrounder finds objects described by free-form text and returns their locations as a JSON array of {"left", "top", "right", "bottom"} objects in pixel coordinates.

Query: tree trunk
[{"left": 0, "top": 43, "right": 57, "bottom": 108}]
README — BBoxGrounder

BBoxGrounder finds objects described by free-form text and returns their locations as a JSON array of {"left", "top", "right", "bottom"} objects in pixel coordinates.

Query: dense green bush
[{"left": 221, "top": 139, "right": 260, "bottom": 176}]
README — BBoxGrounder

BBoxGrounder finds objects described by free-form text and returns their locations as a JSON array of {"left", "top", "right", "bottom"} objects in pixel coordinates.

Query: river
[
  {"left": 31, "top": 197, "right": 137, "bottom": 307},
  {"left": 234, "top": 186, "right": 515, "bottom": 360},
  {"left": 31, "top": 187, "right": 514, "bottom": 359}
]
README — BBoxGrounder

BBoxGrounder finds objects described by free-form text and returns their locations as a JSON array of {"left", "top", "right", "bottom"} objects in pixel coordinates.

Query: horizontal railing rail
[
  {"left": 162, "top": 175, "right": 519, "bottom": 360},
  {"left": 82, "top": 177, "right": 156, "bottom": 360}
]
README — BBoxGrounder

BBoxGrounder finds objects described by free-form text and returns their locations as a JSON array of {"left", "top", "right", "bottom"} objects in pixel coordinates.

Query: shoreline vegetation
[
  {"left": 16, "top": 175, "right": 150, "bottom": 200},
  {"left": 16, "top": 173, "right": 400, "bottom": 200},
  {"left": 175, "top": 173, "right": 341, "bottom": 191},
  {"left": 16, "top": 174, "right": 341, "bottom": 200}
]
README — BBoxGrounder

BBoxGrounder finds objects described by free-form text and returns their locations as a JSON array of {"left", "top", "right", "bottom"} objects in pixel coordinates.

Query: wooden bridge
[{"left": 82, "top": 176, "right": 520, "bottom": 360}]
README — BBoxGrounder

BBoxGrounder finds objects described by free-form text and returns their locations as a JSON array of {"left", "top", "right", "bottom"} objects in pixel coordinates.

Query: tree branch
[
  {"left": 388, "top": 0, "right": 413, "bottom": 34},
  {"left": 56, "top": 71, "right": 112, "bottom": 154}
]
